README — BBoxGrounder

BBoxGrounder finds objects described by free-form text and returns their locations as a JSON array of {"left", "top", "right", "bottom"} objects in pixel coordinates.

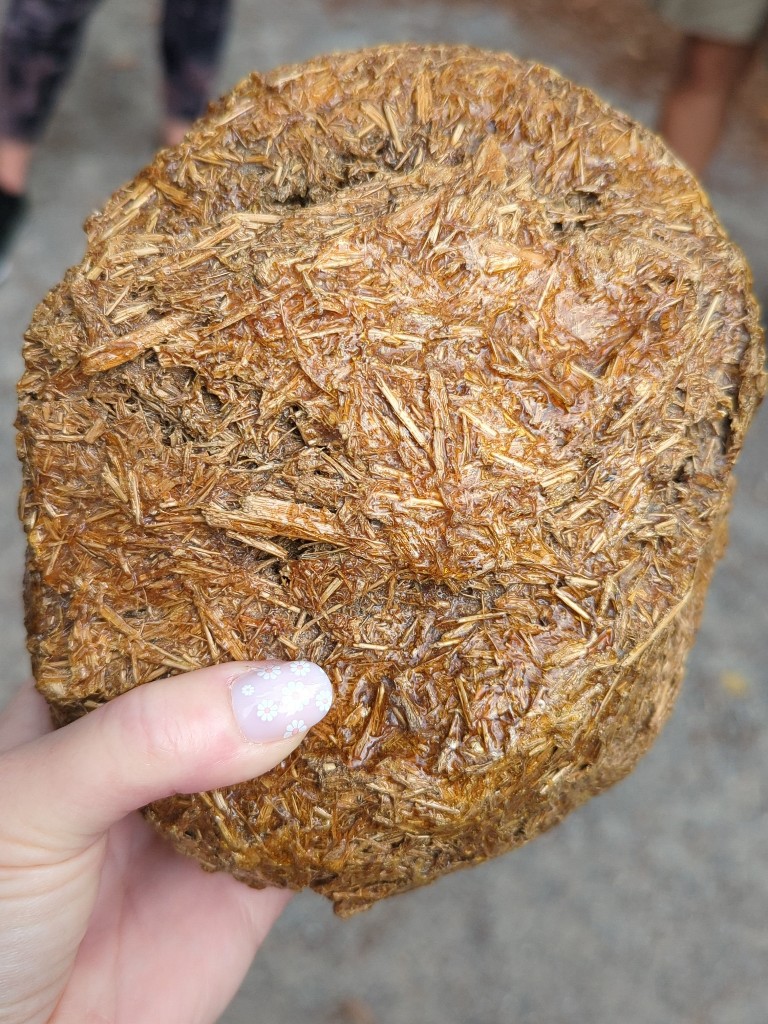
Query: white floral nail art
[
  {"left": 256, "top": 699, "right": 278, "bottom": 722},
  {"left": 284, "top": 719, "right": 307, "bottom": 738},
  {"left": 256, "top": 665, "right": 282, "bottom": 681},
  {"left": 232, "top": 667, "right": 332, "bottom": 742},
  {"left": 280, "top": 680, "right": 311, "bottom": 714},
  {"left": 315, "top": 689, "right": 332, "bottom": 714}
]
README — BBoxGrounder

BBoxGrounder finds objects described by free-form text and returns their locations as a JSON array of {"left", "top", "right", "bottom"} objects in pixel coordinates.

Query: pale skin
[
  {"left": 658, "top": 34, "right": 759, "bottom": 178},
  {"left": 0, "top": 138, "right": 32, "bottom": 195},
  {"left": 0, "top": 663, "right": 317, "bottom": 1024}
]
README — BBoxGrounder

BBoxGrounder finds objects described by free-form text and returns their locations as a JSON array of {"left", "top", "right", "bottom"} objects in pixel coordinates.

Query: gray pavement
[{"left": 1, "top": 1, "right": 767, "bottom": 1022}]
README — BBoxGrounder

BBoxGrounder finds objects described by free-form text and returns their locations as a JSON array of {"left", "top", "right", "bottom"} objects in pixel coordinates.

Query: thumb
[{"left": 0, "top": 660, "right": 332, "bottom": 859}]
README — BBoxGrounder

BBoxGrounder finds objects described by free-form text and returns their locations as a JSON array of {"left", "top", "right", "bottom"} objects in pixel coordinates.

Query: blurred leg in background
[
  {"left": 0, "top": 0, "right": 100, "bottom": 271},
  {"left": 161, "top": 0, "right": 232, "bottom": 146},
  {"left": 653, "top": 0, "right": 767, "bottom": 177},
  {"left": 0, "top": 0, "right": 232, "bottom": 273},
  {"left": 659, "top": 34, "right": 760, "bottom": 176}
]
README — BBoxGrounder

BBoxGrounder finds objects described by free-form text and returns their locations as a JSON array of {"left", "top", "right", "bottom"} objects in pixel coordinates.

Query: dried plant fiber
[{"left": 17, "top": 44, "right": 766, "bottom": 916}]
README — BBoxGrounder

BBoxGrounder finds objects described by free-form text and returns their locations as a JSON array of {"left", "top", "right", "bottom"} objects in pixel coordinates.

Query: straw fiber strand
[{"left": 17, "top": 45, "right": 765, "bottom": 915}]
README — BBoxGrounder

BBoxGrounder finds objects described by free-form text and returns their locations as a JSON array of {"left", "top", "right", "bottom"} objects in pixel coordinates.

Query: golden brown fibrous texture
[{"left": 17, "top": 46, "right": 765, "bottom": 915}]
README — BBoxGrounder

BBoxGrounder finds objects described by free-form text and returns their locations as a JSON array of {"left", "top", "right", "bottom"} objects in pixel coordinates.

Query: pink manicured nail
[{"left": 231, "top": 661, "right": 333, "bottom": 742}]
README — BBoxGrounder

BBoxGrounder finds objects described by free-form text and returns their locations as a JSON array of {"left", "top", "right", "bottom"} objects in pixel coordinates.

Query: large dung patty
[{"left": 17, "top": 45, "right": 765, "bottom": 915}]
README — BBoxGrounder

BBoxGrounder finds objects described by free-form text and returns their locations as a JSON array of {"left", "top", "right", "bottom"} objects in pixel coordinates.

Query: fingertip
[
  {"left": 230, "top": 659, "right": 333, "bottom": 744},
  {"left": 0, "top": 660, "right": 333, "bottom": 853}
]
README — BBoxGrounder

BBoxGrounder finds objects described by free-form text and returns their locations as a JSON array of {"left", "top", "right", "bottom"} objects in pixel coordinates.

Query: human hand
[{"left": 0, "top": 661, "right": 333, "bottom": 1024}]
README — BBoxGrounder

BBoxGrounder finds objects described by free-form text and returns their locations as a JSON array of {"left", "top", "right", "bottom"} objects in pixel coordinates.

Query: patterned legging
[{"left": 0, "top": 0, "right": 232, "bottom": 142}]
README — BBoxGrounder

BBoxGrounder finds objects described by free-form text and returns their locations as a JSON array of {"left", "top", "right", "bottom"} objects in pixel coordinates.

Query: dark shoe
[{"left": 0, "top": 186, "right": 28, "bottom": 282}]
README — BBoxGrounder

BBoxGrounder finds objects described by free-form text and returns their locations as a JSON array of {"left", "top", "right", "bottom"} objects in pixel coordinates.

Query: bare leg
[
  {"left": 162, "top": 117, "right": 192, "bottom": 147},
  {"left": 658, "top": 34, "right": 758, "bottom": 177},
  {"left": 160, "top": 0, "right": 231, "bottom": 145},
  {"left": 0, "top": 138, "right": 33, "bottom": 195},
  {"left": 0, "top": 0, "right": 102, "bottom": 195}
]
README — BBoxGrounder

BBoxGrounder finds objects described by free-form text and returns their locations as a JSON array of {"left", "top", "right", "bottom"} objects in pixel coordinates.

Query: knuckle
[
  {"left": 113, "top": 689, "right": 193, "bottom": 767},
  {"left": 109, "top": 685, "right": 235, "bottom": 776}
]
